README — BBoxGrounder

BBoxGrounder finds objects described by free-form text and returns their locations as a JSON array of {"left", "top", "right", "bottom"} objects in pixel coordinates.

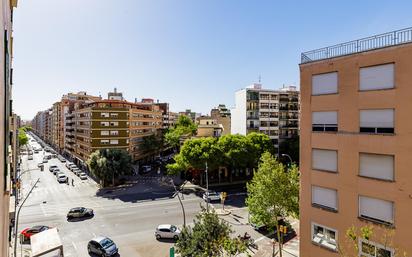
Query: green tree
[
  {"left": 18, "top": 128, "right": 29, "bottom": 146},
  {"left": 164, "top": 115, "right": 197, "bottom": 149},
  {"left": 141, "top": 134, "right": 162, "bottom": 156},
  {"left": 246, "top": 152, "right": 299, "bottom": 257},
  {"left": 87, "top": 149, "right": 133, "bottom": 187},
  {"left": 175, "top": 208, "right": 248, "bottom": 257}
]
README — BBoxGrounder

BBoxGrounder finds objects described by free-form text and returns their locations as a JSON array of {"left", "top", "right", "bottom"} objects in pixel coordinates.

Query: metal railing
[{"left": 301, "top": 27, "right": 412, "bottom": 63}]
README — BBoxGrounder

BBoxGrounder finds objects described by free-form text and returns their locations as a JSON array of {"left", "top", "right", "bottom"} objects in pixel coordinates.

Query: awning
[{"left": 31, "top": 228, "right": 64, "bottom": 257}]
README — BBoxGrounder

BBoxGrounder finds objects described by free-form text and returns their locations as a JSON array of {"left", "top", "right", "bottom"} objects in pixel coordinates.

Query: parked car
[
  {"left": 79, "top": 172, "right": 87, "bottom": 180},
  {"left": 34, "top": 150, "right": 39, "bottom": 154},
  {"left": 52, "top": 168, "right": 60, "bottom": 175},
  {"left": 49, "top": 165, "right": 58, "bottom": 172},
  {"left": 42, "top": 158, "right": 48, "bottom": 163},
  {"left": 20, "top": 225, "right": 50, "bottom": 241},
  {"left": 139, "top": 165, "right": 152, "bottom": 174},
  {"left": 37, "top": 163, "right": 44, "bottom": 168},
  {"left": 67, "top": 207, "right": 94, "bottom": 219},
  {"left": 87, "top": 236, "right": 118, "bottom": 257},
  {"left": 155, "top": 224, "right": 181, "bottom": 240},
  {"left": 65, "top": 162, "right": 74, "bottom": 169},
  {"left": 72, "top": 168, "right": 81, "bottom": 175},
  {"left": 69, "top": 164, "right": 78, "bottom": 171},
  {"left": 202, "top": 191, "right": 221, "bottom": 202},
  {"left": 28, "top": 155, "right": 33, "bottom": 160},
  {"left": 58, "top": 156, "right": 66, "bottom": 163},
  {"left": 57, "top": 173, "right": 68, "bottom": 183}
]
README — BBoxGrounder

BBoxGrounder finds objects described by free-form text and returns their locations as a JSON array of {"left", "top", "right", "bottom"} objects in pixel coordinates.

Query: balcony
[{"left": 301, "top": 27, "right": 412, "bottom": 63}]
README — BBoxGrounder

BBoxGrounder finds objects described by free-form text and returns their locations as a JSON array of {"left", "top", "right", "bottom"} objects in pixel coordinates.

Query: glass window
[
  {"left": 359, "top": 239, "right": 393, "bottom": 257},
  {"left": 311, "top": 223, "right": 337, "bottom": 250}
]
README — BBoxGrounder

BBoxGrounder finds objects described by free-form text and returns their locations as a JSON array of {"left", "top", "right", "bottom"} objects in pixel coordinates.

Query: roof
[
  {"left": 31, "top": 228, "right": 63, "bottom": 257},
  {"left": 158, "top": 224, "right": 173, "bottom": 229},
  {"left": 91, "top": 236, "right": 109, "bottom": 243}
]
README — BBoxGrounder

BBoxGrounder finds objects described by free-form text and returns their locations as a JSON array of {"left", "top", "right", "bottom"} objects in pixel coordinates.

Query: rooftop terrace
[{"left": 301, "top": 27, "right": 412, "bottom": 64}]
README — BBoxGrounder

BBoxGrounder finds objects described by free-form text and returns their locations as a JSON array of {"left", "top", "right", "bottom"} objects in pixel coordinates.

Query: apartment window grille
[
  {"left": 359, "top": 196, "right": 394, "bottom": 225},
  {"left": 101, "top": 140, "right": 109, "bottom": 145},
  {"left": 312, "top": 186, "right": 338, "bottom": 211},
  {"left": 101, "top": 122, "right": 109, "bottom": 127},
  {"left": 359, "top": 153, "right": 394, "bottom": 181},
  {"left": 110, "top": 130, "right": 119, "bottom": 136},
  {"left": 311, "top": 223, "right": 337, "bottom": 251},
  {"left": 101, "top": 131, "right": 109, "bottom": 136},
  {"left": 101, "top": 112, "right": 110, "bottom": 118},
  {"left": 110, "top": 140, "right": 119, "bottom": 145},
  {"left": 312, "top": 111, "right": 338, "bottom": 132},
  {"left": 360, "top": 109, "right": 394, "bottom": 134},
  {"left": 359, "top": 239, "right": 394, "bottom": 257},
  {"left": 312, "top": 72, "right": 338, "bottom": 95},
  {"left": 312, "top": 149, "right": 337, "bottom": 172},
  {"left": 360, "top": 64, "right": 394, "bottom": 91},
  {"left": 110, "top": 122, "right": 119, "bottom": 127},
  {"left": 110, "top": 113, "right": 118, "bottom": 117}
]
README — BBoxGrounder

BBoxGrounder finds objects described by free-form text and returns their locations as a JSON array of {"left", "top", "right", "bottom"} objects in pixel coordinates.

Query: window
[
  {"left": 311, "top": 223, "right": 337, "bottom": 251},
  {"left": 312, "top": 149, "right": 337, "bottom": 172},
  {"left": 359, "top": 196, "right": 394, "bottom": 225},
  {"left": 359, "top": 239, "right": 394, "bottom": 257},
  {"left": 110, "top": 140, "right": 118, "bottom": 145},
  {"left": 110, "top": 113, "right": 118, "bottom": 117},
  {"left": 360, "top": 109, "right": 394, "bottom": 134},
  {"left": 100, "top": 112, "right": 110, "bottom": 118},
  {"left": 312, "top": 111, "right": 338, "bottom": 132},
  {"left": 100, "top": 122, "right": 109, "bottom": 127},
  {"left": 360, "top": 63, "right": 394, "bottom": 91},
  {"left": 359, "top": 153, "right": 394, "bottom": 181},
  {"left": 110, "top": 130, "right": 119, "bottom": 136},
  {"left": 101, "top": 131, "right": 109, "bottom": 136},
  {"left": 110, "top": 121, "right": 119, "bottom": 127},
  {"left": 312, "top": 72, "right": 338, "bottom": 95},
  {"left": 312, "top": 186, "right": 338, "bottom": 211},
  {"left": 100, "top": 139, "right": 109, "bottom": 145}
]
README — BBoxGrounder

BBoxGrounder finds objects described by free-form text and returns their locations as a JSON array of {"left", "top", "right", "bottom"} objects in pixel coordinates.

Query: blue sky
[{"left": 13, "top": 0, "right": 412, "bottom": 120}]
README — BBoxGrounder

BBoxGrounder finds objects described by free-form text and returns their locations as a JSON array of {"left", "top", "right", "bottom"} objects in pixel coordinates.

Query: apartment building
[
  {"left": 231, "top": 83, "right": 299, "bottom": 153},
  {"left": 51, "top": 102, "right": 61, "bottom": 150},
  {"left": 0, "top": 0, "right": 18, "bottom": 256},
  {"left": 299, "top": 28, "right": 412, "bottom": 257},
  {"left": 211, "top": 104, "right": 231, "bottom": 136},
  {"left": 195, "top": 116, "right": 223, "bottom": 137}
]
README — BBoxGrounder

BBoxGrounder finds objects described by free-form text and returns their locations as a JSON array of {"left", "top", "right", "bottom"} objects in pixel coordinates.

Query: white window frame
[
  {"left": 101, "top": 130, "right": 109, "bottom": 136},
  {"left": 110, "top": 139, "right": 119, "bottom": 145},
  {"left": 100, "top": 112, "right": 110, "bottom": 118},
  {"left": 359, "top": 153, "right": 394, "bottom": 181},
  {"left": 100, "top": 139, "right": 109, "bottom": 145},
  {"left": 312, "top": 72, "right": 338, "bottom": 95},
  {"left": 110, "top": 121, "right": 119, "bottom": 127},
  {"left": 100, "top": 121, "right": 109, "bottom": 127},
  {"left": 311, "top": 222, "right": 338, "bottom": 251},
  {"left": 358, "top": 239, "right": 394, "bottom": 257}
]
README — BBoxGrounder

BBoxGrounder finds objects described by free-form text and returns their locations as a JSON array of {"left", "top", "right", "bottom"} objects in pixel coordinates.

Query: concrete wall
[
  {"left": 231, "top": 89, "right": 247, "bottom": 135},
  {"left": 300, "top": 43, "right": 412, "bottom": 257}
]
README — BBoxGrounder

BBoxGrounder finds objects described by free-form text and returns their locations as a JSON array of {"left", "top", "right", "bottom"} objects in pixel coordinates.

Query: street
[{"left": 17, "top": 140, "right": 299, "bottom": 257}]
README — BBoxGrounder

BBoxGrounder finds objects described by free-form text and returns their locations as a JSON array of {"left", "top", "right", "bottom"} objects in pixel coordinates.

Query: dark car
[
  {"left": 66, "top": 207, "right": 94, "bottom": 219},
  {"left": 87, "top": 236, "right": 118, "bottom": 257},
  {"left": 20, "top": 225, "right": 50, "bottom": 241}
]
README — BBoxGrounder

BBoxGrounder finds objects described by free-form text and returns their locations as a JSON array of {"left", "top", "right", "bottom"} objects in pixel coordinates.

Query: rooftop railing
[{"left": 301, "top": 27, "right": 412, "bottom": 63}]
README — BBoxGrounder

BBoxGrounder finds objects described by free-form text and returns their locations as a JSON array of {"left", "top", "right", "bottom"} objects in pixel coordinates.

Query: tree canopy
[
  {"left": 246, "top": 152, "right": 299, "bottom": 257},
  {"left": 167, "top": 132, "right": 274, "bottom": 175},
  {"left": 175, "top": 208, "right": 248, "bottom": 257},
  {"left": 87, "top": 149, "right": 133, "bottom": 187},
  {"left": 164, "top": 115, "right": 197, "bottom": 149},
  {"left": 18, "top": 128, "right": 29, "bottom": 146}
]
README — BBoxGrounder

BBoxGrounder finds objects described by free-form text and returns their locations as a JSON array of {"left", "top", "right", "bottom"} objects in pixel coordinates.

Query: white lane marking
[
  {"left": 72, "top": 241, "right": 77, "bottom": 250},
  {"left": 92, "top": 232, "right": 96, "bottom": 237}
]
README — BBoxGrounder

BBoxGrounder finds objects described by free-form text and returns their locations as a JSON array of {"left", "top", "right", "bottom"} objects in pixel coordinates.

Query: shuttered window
[
  {"left": 360, "top": 109, "right": 394, "bottom": 134},
  {"left": 312, "top": 149, "right": 338, "bottom": 172},
  {"left": 359, "top": 196, "right": 394, "bottom": 225},
  {"left": 312, "top": 72, "right": 338, "bottom": 95},
  {"left": 312, "top": 111, "right": 338, "bottom": 132},
  {"left": 312, "top": 186, "right": 338, "bottom": 211},
  {"left": 359, "top": 153, "right": 394, "bottom": 181},
  {"left": 360, "top": 64, "right": 394, "bottom": 91}
]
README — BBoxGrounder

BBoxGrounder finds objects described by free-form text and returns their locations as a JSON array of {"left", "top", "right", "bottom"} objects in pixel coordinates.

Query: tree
[
  {"left": 18, "top": 128, "right": 29, "bottom": 146},
  {"left": 164, "top": 115, "right": 197, "bottom": 150},
  {"left": 87, "top": 149, "right": 133, "bottom": 187},
  {"left": 141, "top": 134, "right": 162, "bottom": 157},
  {"left": 175, "top": 208, "right": 248, "bottom": 257},
  {"left": 246, "top": 152, "right": 299, "bottom": 257},
  {"left": 339, "top": 225, "right": 407, "bottom": 257}
]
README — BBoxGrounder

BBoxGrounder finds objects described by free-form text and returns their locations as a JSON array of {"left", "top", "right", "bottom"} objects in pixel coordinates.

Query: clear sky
[{"left": 13, "top": 0, "right": 412, "bottom": 120}]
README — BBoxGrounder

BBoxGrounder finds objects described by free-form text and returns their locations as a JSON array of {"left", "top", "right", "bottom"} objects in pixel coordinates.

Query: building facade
[
  {"left": 196, "top": 116, "right": 223, "bottom": 138},
  {"left": 231, "top": 83, "right": 299, "bottom": 153},
  {"left": 299, "top": 28, "right": 412, "bottom": 257},
  {"left": 211, "top": 104, "right": 231, "bottom": 136}
]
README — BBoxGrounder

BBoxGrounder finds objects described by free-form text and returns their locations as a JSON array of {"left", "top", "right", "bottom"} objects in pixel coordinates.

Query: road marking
[
  {"left": 92, "top": 232, "right": 96, "bottom": 237},
  {"left": 71, "top": 241, "right": 77, "bottom": 250}
]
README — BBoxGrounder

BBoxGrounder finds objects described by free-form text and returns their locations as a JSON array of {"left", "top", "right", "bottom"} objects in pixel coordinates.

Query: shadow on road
[
  {"left": 156, "top": 238, "right": 177, "bottom": 244},
  {"left": 67, "top": 215, "right": 94, "bottom": 222},
  {"left": 89, "top": 253, "right": 120, "bottom": 257}
]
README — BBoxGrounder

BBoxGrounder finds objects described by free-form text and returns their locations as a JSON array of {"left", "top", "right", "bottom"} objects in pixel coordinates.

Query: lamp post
[
  {"left": 170, "top": 179, "right": 186, "bottom": 227},
  {"left": 281, "top": 154, "right": 293, "bottom": 164}
]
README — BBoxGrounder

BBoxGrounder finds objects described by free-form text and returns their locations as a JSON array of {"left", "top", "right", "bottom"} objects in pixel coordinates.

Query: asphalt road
[{"left": 18, "top": 141, "right": 203, "bottom": 257}]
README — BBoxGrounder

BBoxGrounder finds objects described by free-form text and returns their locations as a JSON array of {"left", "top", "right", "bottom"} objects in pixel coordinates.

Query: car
[
  {"left": 55, "top": 171, "right": 65, "bottom": 177},
  {"left": 155, "top": 224, "right": 181, "bottom": 240},
  {"left": 58, "top": 156, "right": 66, "bottom": 163},
  {"left": 42, "top": 158, "right": 48, "bottom": 163},
  {"left": 57, "top": 173, "right": 68, "bottom": 183},
  {"left": 72, "top": 168, "right": 81, "bottom": 175},
  {"left": 79, "top": 172, "right": 87, "bottom": 180},
  {"left": 69, "top": 164, "right": 78, "bottom": 171},
  {"left": 49, "top": 165, "right": 58, "bottom": 172},
  {"left": 202, "top": 191, "right": 221, "bottom": 202},
  {"left": 28, "top": 155, "right": 33, "bottom": 160},
  {"left": 87, "top": 236, "right": 118, "bottom": 257},
  {"left": 65, "top": 162, "right": 74, "bottom": 169},
  {"left": 139, "top": 165, "right": 152, "bottom": 174},
  {"left": 37, "top": 163, "right": 44, "bottom": 168},
  {"left": 52, "top": 168, "right": 60, "bottom": 175},
  {"left": 20, "top": 225, "right": 50, "bottom": 241},
  {"left": 67, "top": 207, "right": 94, "bottom": 219},
  {"left": 34, "top": 150, "right": 39, "bottom": 154}
]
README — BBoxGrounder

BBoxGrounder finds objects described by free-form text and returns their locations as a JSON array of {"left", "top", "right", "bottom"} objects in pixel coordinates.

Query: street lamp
[
  {"left": 170, "top": 179, "right": 186, "bottom": 227},
  {"left": 281, "top": 154, "right": 293, "bottom": 164}
]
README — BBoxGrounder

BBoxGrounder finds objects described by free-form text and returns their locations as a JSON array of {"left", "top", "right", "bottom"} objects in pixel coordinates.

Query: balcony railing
[{"left": 301, "top": 27, "right": 412, "bottom": 63}]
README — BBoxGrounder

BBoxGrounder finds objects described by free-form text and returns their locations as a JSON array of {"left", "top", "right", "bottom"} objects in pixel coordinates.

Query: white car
[
  {"left": 69, "top": 165, "right": 78, "bottom": 171},
  {"left": 155, "top": 224, "right": 181, "bottom": 240},
  {"left": 203, "top": 191, "right": 221, "bottom": 202},
  {"left": 65, "top": 162, "right": 74, "bottom": 169},
  {"left": 57, "top": 173, "right": 68, "bottom": 183},
  {"left": 72, "top": 168, "right": 81, "bottom": 175},
  {"left": 79, "top": 172, "right": 87, "bottom": 180}
]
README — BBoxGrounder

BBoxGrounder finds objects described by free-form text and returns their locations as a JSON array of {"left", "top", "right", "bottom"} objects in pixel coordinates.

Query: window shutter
[
  {"left": 312, "top": 72, "right": 338, "bottom": 95},
  {"left": 312, "top": 149, "right": 338, "bottom": 172},
  {"left": 360, "top": 109, "right": 394, "bottom": 128},
  {"left": 359, "top": 196, "right": 393, "bottom": 224},
  {"left": 360, "top": 64, "right": 394, "bottom": 90},
  {"left": 312, "top": 111, "right": 337, "bottom": 125},
  {"left": 359, "top": 153, "right": 394, "bottom": 181},
  {"left": 312, "top": 186, "right": 338, "bottom": 210}
]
